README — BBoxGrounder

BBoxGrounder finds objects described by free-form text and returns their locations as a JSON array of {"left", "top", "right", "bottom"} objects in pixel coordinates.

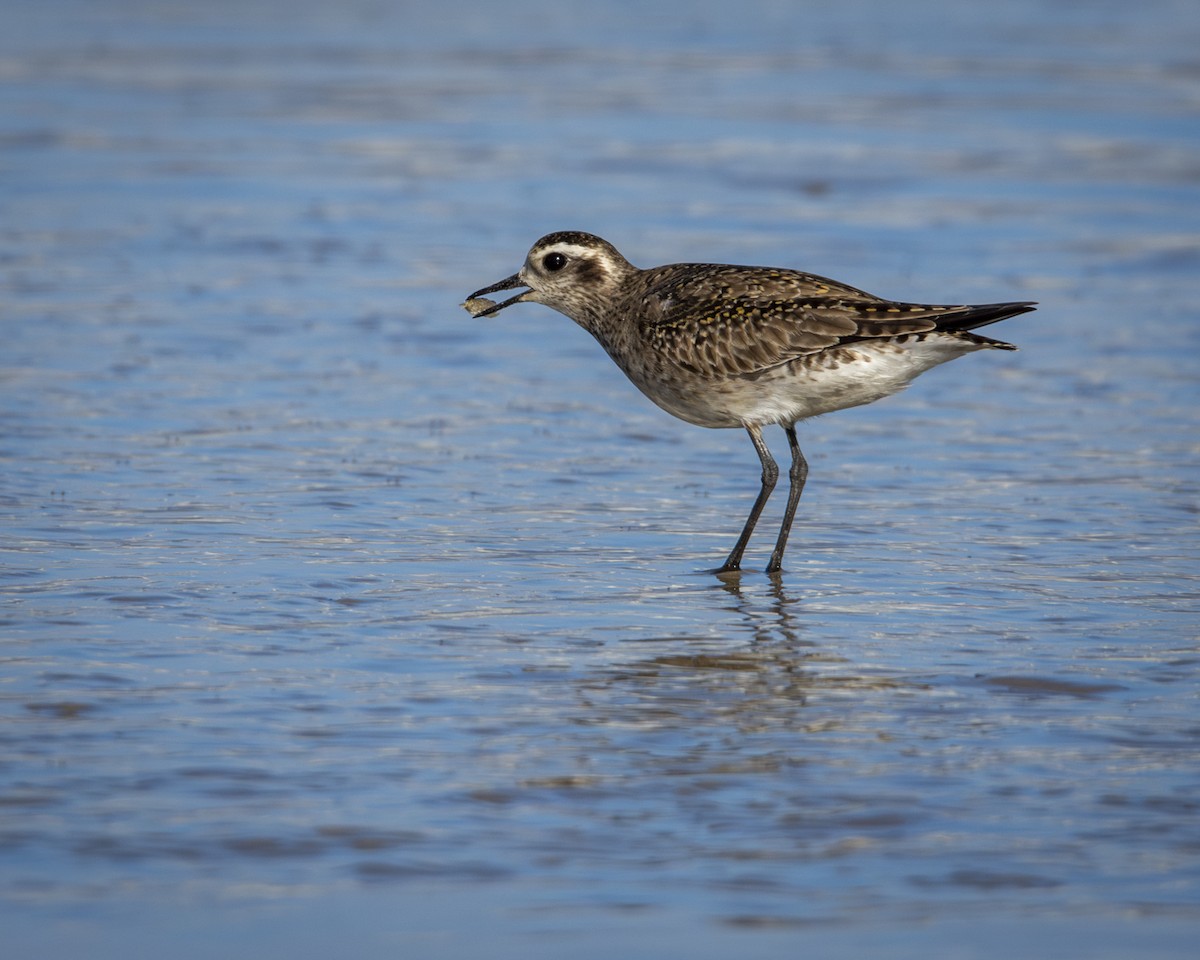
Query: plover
[{"left": 464, "top": 232, "right": 1034, "bottom": 574}]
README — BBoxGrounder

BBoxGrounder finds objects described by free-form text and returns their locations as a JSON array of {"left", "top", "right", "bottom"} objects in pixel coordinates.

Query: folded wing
[{"left": 638, "top": 264, "right": 1034, "bottom": 378}]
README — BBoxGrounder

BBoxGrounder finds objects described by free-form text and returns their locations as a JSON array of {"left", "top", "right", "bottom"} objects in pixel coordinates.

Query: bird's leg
[
  {"left": 766, "top": 424, "right": 808, "bottom": 574},
  {"left": 717, "top": 425, "right": 777, "bottom": 574}
]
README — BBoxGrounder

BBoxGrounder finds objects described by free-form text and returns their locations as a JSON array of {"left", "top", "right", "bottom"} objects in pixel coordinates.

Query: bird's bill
[{"left": 466, "top": 273, "right": 529, "bottom": 317}]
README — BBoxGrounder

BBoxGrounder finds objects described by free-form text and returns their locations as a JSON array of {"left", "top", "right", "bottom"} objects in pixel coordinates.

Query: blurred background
[{"left": 2, "top": 1, "right": 1198, "bottom": 957}]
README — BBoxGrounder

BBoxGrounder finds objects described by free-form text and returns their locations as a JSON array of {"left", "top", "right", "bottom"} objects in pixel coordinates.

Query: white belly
[{"left": 637, "top": 336, "right": 988, "bottom": 429}]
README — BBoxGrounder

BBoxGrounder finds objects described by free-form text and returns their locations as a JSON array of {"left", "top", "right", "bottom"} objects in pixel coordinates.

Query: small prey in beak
[{"left": 461, "top": 274, "right": 527, "bottom": 318}]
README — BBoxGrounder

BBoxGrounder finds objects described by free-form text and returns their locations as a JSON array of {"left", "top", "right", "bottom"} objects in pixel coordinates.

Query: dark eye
[{"left": 542, "top": 252, "right": 568, "bottom": 272}]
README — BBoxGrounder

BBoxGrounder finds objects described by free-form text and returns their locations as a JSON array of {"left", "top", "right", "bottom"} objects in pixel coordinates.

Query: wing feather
[
  {"left": 638, "top": 266, "right": 908, "bottom": 377},
  {"left": 634, "top": 263, "right": 1032, "bottom": 378}
]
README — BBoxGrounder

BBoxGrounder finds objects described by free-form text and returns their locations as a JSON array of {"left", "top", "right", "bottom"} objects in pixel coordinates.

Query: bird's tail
[{"left": 937, "top": 301, "right": 1036, "bottom": 351}]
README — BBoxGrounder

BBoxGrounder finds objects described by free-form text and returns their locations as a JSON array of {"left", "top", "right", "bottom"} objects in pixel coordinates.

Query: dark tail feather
[
  {"left": 939, "top": 301, "right": 1035, "bottom": 351},
  {"left": 940, "top": 301, "right": 1037, "bottom": 332}
]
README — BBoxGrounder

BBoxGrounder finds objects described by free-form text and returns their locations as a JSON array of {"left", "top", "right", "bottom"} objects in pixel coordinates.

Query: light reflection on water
[{"left": 2, "top": 0, "right": 1199, "bottom": 956}]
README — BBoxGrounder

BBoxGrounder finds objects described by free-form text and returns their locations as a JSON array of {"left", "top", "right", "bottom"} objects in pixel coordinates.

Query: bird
[{"left": 463, "top": 231, "right": 1034, "bottom": 574}]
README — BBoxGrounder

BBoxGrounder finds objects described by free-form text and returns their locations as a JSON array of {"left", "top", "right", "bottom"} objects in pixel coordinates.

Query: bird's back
[{"left": 614, "top": 262, "right": 1032, "bottom": 384}]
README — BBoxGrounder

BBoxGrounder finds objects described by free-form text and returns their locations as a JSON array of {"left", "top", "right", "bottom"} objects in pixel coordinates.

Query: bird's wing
[{"left": 637, "top": 264, "right": 952, "bottom": 378}]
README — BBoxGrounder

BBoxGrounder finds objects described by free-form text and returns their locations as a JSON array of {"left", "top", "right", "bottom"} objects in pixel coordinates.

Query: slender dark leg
[
  {"left": 717, "top": 425, "right": 778, "bottom": 574},
  {"left": 766, "top": 424, "right": 808, "bottom": 574}
]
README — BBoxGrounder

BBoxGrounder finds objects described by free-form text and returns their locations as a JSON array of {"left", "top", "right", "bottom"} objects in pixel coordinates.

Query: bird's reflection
[
  {"left": 712, "top": 569, "right": 810, "bottom": 651},
  {"left": 583, "top": 563, "right": 912, "bottom": 738},
  {"left": 584, "top": 575, "right": 852, "bottom": 730}
]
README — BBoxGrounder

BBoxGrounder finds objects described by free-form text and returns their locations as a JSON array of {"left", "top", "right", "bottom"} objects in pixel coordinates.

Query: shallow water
[{"left": 2, "top": 0, "right": 1199, "bottom": 956}]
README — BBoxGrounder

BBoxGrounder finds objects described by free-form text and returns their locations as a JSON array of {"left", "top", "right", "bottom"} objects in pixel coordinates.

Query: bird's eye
[{"left": 542, "top": 252, "right": 568, "bottom": 272}]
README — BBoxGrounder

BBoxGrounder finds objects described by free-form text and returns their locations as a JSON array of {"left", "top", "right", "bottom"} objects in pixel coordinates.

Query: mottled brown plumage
[{"left": 465, "top": 231, "right": 1034, "bottom": 574}]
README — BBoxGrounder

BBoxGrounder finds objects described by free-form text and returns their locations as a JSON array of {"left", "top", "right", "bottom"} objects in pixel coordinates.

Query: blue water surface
[{"left": 2, "top": 1, "right": 1198, "bottom": 957}]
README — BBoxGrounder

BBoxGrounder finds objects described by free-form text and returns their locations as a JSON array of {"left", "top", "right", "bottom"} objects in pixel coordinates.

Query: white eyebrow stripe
[{"left": 540, "top": 243, "right": 601, "bottom": 260}]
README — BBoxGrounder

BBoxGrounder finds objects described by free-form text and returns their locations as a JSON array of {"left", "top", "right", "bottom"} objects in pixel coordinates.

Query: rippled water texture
[{"left": 2, "top": 0, "right": 1198, "bottom": 957}]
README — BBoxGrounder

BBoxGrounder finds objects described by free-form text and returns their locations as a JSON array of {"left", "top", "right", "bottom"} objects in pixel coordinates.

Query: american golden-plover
[{"left": 464, "top": 232, "right": 1034, "bottom": 574}]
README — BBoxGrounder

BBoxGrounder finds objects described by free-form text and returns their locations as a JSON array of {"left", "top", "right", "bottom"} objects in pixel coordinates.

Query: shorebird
[{"left": 463, "top": 232, "right": 1034, "bottom": 574}]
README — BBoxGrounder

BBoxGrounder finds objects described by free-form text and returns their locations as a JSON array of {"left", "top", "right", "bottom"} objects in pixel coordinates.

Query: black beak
[{"left": 466, "top": 273, "right": 528, "bottom": 317}]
